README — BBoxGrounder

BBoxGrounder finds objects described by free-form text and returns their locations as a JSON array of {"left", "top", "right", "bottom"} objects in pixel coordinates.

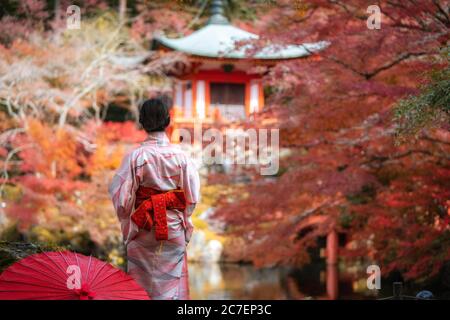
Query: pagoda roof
[{"left": 153, "top": 23, "right": 328, "bottom": 61}]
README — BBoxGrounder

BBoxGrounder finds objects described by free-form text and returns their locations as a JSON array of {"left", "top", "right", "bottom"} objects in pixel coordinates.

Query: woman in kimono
[{"left": 109, "top": 98, "right": 200, "bottom": 300}]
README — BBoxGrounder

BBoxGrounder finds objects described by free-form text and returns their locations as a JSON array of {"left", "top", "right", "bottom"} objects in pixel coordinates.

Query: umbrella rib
[
  {"left": 58, "top": 251, "right": 84, "bottom": 290},
  {"left": 23, "top": 293, "right": 75, "bottom": 300},
  {"left": 96, "top": 296, "right": 148, "bottom": 300},
  {"left": 99, "top": 288, "right": 148, "bottom": 292},
  {"left": 0, "top": 280, "right": 72, "bottom": 292},
  {"left": 85, "top": 255, "right": 93, "bottom": 284},
  {"left": 97, "top": 292, "right": 150, "bottom": 297},
  {"left": 26, "top": 296, "right": 73, "bottom": 300},
  {"left": 91, "top": 269, "right": 122, "bottom": 287},
  {"left": 59, "top": 251, "right": 81, "bottom": 281},
  {"left": 58, "top": 251, "right": 72, "bottom": 269},
  {"left": 70, "top": 251, "right": 83, "bottom": 284},
  {"left": 0, "top": 268, "right": 68, "bottom": 290},
  {"left": 41, "top": 251, "right": 71, "bottom": 280},
  {"left": 74, "top": 252, "right": 81, "bottom": 276},
  {"left": 87, "top": 260, "right": 110, "bottom": 285},
  {"left": 0, "top": 293, "right": 74, "bottom": 299},
  {"left": 91, "top": 277, "right": 137, "bottom": 291},
  {"left": 5, "top": 256, "right": 67, "bottom": 283},
  {"left": 95, "top": 292, "right": 148, "bottom": 297},
  {"left": 107, "top": 296, "right": 149, "bottom": 299}
]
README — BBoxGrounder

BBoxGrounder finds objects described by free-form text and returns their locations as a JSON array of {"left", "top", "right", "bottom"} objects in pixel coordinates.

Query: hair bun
[{"left": 139, "top": 97, "right": 171, "bottom": 133}]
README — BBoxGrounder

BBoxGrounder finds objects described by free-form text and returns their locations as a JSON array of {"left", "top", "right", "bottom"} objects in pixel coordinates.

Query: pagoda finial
[{"left": 206, "top": 0, "right": 229, "bottom": 25}]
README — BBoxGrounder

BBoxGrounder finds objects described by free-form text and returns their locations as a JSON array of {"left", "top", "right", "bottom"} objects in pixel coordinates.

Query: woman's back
[{"left": 109, "top": 98, "right": 200, "bottom": 300}]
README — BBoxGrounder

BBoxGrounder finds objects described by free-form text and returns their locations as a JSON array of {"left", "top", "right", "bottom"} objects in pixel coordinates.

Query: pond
[{"left": 188, "top": 262, "right": 379, "bottom": 300}]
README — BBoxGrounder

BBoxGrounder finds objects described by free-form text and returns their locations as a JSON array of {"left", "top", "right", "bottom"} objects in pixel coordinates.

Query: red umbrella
[{"left": 0, "top": 251, "right": 150, "bottom": 300}]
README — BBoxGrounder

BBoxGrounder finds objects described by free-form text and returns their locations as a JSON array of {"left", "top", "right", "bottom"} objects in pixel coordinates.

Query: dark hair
[{"left": 138, "top": 97, "right": 171, "bottom": 133}]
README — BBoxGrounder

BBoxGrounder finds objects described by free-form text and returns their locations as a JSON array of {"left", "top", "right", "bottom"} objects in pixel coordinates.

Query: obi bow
[{"left": 132, "top": 187, "right": 186, "bottom": 241}]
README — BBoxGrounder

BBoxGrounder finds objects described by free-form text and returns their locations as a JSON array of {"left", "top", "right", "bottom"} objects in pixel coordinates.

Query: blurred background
[{"left": 0, "top": 0, "right": 449, "bottom": 299}]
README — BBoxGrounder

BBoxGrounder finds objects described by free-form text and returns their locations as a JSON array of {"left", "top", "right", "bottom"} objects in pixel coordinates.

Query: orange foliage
[{"left": 18, "top": 119, "right": 84, "bottom": 179}]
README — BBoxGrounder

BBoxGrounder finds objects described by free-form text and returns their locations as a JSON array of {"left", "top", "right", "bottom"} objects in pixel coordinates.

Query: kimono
[{"left": 108, "top": 131, "right": 200, "bottom": 300}]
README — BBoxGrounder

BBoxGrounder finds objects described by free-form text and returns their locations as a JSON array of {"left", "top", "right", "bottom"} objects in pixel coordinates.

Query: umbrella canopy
[{"left": 0, "top": 251, "right": 150, "bottom": 300}]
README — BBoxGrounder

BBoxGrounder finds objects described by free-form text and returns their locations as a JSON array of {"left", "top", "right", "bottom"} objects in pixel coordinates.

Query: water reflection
[{"left": 188, "top": 262, "right": 376, "bottom": 300}]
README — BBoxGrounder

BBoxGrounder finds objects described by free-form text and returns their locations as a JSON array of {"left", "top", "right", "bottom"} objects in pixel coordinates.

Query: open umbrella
[{"left": 0, "top": 251, "right": 150, "bottom": 300}]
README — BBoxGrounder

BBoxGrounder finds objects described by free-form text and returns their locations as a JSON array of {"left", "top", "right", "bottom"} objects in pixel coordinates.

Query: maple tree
[
  {"left": 394, "top": 47, "right": 449, "bottom": 138},
  {"left": 212, "top": 0, "right": 450, "bottom": 282},
  {"left": 0, "top": 7, "right": 174, "bottom": 261}
]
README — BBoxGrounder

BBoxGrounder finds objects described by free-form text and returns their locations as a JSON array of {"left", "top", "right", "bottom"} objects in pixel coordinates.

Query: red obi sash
[{"left": 132, "top": 187, "right": 186, "bottom": 241}]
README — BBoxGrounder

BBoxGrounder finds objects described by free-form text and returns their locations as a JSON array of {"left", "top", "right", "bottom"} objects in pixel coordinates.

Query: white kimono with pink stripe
[{"left": 108, "top": 131, "right": 200, "bottom": 300}]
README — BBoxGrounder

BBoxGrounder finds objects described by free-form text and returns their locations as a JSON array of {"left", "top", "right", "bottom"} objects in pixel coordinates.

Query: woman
[{"left": 109, "top": 98, "right": 200, "bottom": 300}]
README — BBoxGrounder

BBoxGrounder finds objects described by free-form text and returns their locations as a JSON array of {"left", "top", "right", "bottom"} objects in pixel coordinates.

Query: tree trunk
[
  {"left": 54, "top": 0, "right": 60, "bottom": 24},
  {"left": 119, "top": 0, "right": 127, "bottom": 23}
]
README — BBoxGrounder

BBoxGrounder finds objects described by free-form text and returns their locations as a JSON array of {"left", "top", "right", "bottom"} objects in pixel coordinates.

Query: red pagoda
[{"left": 152, "top": 0, "right": 327, "bottom": 129}]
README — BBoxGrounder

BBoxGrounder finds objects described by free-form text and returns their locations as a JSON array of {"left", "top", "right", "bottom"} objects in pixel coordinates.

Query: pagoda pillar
[
  {"left": 258, "top": 81, "right": 264, "bottom": 112},
  {"left": 192, "top": 80, "right": 197, "bottom": 119},
  {"left": 244, "top": 81, "right": 251, "bottom": 117},
  {"left": 195, "top": 79, "right": 206, "bottom": 119},
  {"left": 326, "top": 229, "right": 339, "bottom": 300},
  {"left": 249, "top": 80, "right": 262, "bottom": 114},
  {"left": 173, "top": 81, "right": 183, "bottom": 116},
  {"left": 326, "top": 229, "right": 338, "bottom": 265},
  {"left": 205, "top": 80, "right": 211, "bottom": 117}
]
